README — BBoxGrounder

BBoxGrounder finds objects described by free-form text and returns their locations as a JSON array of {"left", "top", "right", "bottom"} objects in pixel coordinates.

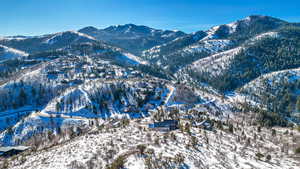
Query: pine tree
[
  {"left": 257, "top": 126, "right": 262, "bottom": 133},
  {"left": 272, "top": 129, "right": 276, "bottom": 136},
  {"left": 228, "top": 123, "right": 234, "bottom": 133},
  {"left": 266, "top": 154, "right": 271, "bottom": 161},
  {"left": 56, "top": 102, "right": 61, "bottom": 112},
  {"left": 296, "top": 96, "right": 300, "bottom": 112},
  {"left": 288, "top": 103, "right": 294, "bottom": 113},
  {"left": 19, "top": 88, "right": 27, "bottom": 106}
]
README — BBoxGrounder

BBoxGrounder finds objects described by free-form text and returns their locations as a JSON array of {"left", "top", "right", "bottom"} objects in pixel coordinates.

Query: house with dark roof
[
  {"left": 148, "top": 120, "right": 179, "bottom": 131},
  {"left": 0, "top": 146, "right": 30, "bottom": 157}
]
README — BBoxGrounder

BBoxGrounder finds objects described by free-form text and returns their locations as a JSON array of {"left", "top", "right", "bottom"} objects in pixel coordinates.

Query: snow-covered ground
[
  {"left": 2, "top": 117, "right": 299, "bottom": 169},
  {"left": 238, "top": 67, "right": 300, "bottom": 117},
  {"left": 189, "top": 46, "right": 243, "bottom": 77},
  {"left": 182, "top": 39, "right": 232, "bottom": 54},
  {"left": 0, "top": 73, "right": 202, "bottom": 146},
  {"left": 249, "top": 31, "right": 279, "bottom": 42},
  {"left": 117, "top": 52, "right": 148, "bottom": 65},
  {"left": 241, "top": 68, "right": 300, "bottom": 94}
]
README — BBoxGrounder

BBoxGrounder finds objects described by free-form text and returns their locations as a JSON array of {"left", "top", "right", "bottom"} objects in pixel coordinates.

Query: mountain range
[{"left": 0, "top": 15, "right": 300, "bottom": 169}]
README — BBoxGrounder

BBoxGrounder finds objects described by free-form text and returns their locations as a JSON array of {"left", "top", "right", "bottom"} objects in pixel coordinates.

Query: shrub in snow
[{"left": 295, "top": 147, "right": 300, "bottom": 154}]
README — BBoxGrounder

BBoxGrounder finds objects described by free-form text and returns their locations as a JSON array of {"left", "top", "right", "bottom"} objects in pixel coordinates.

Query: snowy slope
[
  {"left": 43, "top": 31, "right": 96, "bottom": 45},
  {"left": 189, "top": 46, "right": 243, "bottom": 77},
  {"left": 0, "top": 45, "right": 28, "bottom": 61},
  {"left": 235, "top": 68, "right": 300, "bottom": 124},
  {"left": 182, "top": 39, "right": 232, "bottom": 54},
  {"left": 239, "top": 67, "right": 300, "bottom": 106},
  {"left": 141, "top": 37, "right": 233, "bottom": 71},
  {"left": 3, "top": 119, "right": 300, "bottom": 169},
  {"left": 141, "top": 31, "right": 208, "bottom": 60},
  {"left": 117, "top": 52, "right": 148, "bottom": 65},
  {"left": 176, "top": 29, "right": 281, "bottom": 83},
  {"left": 141, "top": 15, "right": 288, "bottom": 73},
  {"left": 0, "top": 77, "right": 202, "bottom": 146},
  {"left": 241, "top": 68, "right": 300, "bottom": 94},
  {"left": 0, "top": 111, "right": 86, "bottom": 147},
  {"left": 248, "top": 31, "right": 279, "bottom": 42}
]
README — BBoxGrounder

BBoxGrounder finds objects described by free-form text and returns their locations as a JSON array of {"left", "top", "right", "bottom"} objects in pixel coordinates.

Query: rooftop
[{"left": 0, "top": 146, "right": 30, "bottom": 152}]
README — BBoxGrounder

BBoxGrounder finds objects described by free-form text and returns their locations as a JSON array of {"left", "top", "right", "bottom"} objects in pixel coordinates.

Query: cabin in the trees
[{"left": 148, "top": 120, "right": 179, "bottom": 131}]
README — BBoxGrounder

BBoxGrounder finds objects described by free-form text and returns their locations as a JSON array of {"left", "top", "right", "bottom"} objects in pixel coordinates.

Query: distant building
[
  {"left": 148, "top": 120, "right": 179, "bottom": 131},
  {"left": 0, "top": 146, "right": 30, "bottom": 157}
]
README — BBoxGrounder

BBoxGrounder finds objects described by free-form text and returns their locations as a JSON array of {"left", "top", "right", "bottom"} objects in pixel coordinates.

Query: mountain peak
[
  {"left": 202, "top": 15, "right": 288, "bottom": 41},
  {"left": 240, "top": 15, "right": 287, "bottom": 24},
  {"left": 103, "top": 24, "right": 156, "bottom": 35},
  {"left": 78, "top": 26, "right": 99, "bottom": 33}
]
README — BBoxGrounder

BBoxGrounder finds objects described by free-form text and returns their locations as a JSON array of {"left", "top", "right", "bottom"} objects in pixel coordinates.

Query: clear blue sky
[{"left": 1, "top": 0, "right": 300, "bottom": 36}]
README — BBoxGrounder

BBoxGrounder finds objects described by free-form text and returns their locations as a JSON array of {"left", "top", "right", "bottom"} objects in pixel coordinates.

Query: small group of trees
[
  {"left": 255, "top": 153, "right": 272, "bottom": 161},
  {"left": 0, "top": 81, "right": 63, "bottom": 112},
  {"left": 106, "top": 155, "right": 126, "bottom": 169}
]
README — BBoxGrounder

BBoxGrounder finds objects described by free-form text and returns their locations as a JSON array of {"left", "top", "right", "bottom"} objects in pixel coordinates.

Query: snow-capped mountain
[
  {"left": 0, "top": 31, "right": 97, "bottom": 54},
  {"left": 182, "top": 26, "right": 300, "bottom": 91},
  {"left": 141, "top": 15, "right": 290, "bottom": 72},
  {"left": 79, "top": 24, "right": 186, "bottom": 55},
  {"left": 202, "top": 15, "right": 287, "bottom": 41},
  {"left": 141, "top": 30, "right": 207, "bottom": 59},
  {"left": 176, "top": 30, "right": 279, "bottom": 87}
]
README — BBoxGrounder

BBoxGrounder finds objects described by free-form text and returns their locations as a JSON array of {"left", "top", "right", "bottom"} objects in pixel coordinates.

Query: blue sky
[{"left": 1, "top": 0, "right": 300, "bottom": 36}]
